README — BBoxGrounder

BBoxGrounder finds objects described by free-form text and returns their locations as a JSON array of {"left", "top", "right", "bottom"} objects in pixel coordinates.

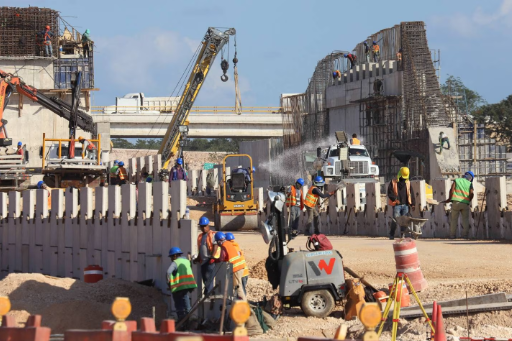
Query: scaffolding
[{"left": 0, "top": 7, "right": 59, "bottom": 57}]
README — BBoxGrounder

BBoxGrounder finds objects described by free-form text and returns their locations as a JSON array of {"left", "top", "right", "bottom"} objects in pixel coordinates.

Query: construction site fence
[{"left": 261, "top": 176, "right": 512, "bottom": 241}]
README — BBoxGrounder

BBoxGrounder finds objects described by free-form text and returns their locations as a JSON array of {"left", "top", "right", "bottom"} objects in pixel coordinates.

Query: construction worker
[
  {"left": 443, "top": 171, "right": 475, "bottom": 239},
  {"left": 39, "top": 25, "right": 54, "bottom": 57},
  {"left": 82, "top": 29, "right": 92, "bottom": 58},
  {"left": 225, "top": 233, "right": 249, "bottom": 296},
  {"left": 363, "top": 41, "right": 370, "bottom": 63},
  {"left": 396, "top": 48, "right": 403, "bottom": 70},
  {"left": 116, "top": 161, "right": 128, "bottom": 185},
  {"left": 344, "top": 53, "right": 357, "bottom": 69},
  {"left": 304, "top": 176, "right": 335, "bottom": 235},
  {"left": 439, "top": 131, "right": 450, "bottom": 153},
  {"left": 332, "top": 70, "right": 341, "bottom": 79},
  {"left": 109, "top": 160, "right": 119, "bottom": 186},
  {"left": 143, "top": 171, "right": 153, "bottom": 183},
  {"left": 194, "top": 217, "right": 220, "bottom": 294},
  {"left": 78, "top": 136, "right": 97, "bottom": 160},
  {"left": 387, "top": 167, "right": 416, "bottom": 239},
  {"left": 350, "top": 134, "right": 360, "bottom": 145},
  {"left": 170, "top": 158, "right": 187, "bottom": 182},
  {"left": 37, "top": 180, "right": 52, "bottom": 209},
  {"left": 215, "top": 231, "right": 247, "bottom": 301},
  {"left": 286, "top": 178, "right": 305, "bottom": 239},
  {"left": 372, "top": 41, "right": 380, "bottom": 62},
  {"left": 167, "top": 246, "right": 197, "bottom": 325}
]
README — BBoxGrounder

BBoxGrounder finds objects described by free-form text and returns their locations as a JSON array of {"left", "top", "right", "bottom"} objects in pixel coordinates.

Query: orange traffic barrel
[
  {"left": 84, "top": 265, "right": 103, "bottom": 283},
  {"left": 393, "top": 238, "right": 428, "bottom": 292}
]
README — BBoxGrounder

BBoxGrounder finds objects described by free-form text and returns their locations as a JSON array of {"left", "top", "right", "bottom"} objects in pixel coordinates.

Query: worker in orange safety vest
[
  {"left": 304, "top": 176, "right": 335, "bottom": 236},
  {"left": 286, "top": 178, "right": 305, "bottom": 240},
  {"left": 225, "top": 233, "right": 249, "bottom": 295},
  {"left": 387, "top": 167, "right": 415, "bottom": 239},
  {"left": 215, "top": 231, "right": 247, "bottom": 301}
]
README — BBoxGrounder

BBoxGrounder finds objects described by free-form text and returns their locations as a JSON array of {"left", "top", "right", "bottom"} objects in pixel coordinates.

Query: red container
[{"left": 84, "top": 265, "right": 103, "bottom": 283}]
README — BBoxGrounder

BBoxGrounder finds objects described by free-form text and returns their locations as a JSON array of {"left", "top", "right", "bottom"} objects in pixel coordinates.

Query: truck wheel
[{"left": 301, "top": 290, "right": 335, "bottom": 318}]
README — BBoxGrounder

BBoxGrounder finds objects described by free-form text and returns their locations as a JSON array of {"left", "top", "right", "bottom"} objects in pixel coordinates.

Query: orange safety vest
[
  {"left": 351, "top": 137, "right": 360, "bottom": 145},
  {"left": 388, "top": 179, "right": 411, "bottom": 206},
  {"left": 197, "top": 230, "right": 218, "bottom": 263},
  {"left": 304, "top": 186, "right": 320, "bottom": 208},
  {"left": 85, "top": 140, "right": 97, "bottom": 150},
  {"left": 230, "top": 241, "right": 249, "bottom": 277},
  {"left": 221, "top": 241, "right": 246, "bottom": 273},
  {"left": 373, "top": 44, "right": 380, "bottom": 52},
  {"left": 286, "top": 186, "right": 304, "bottom": 210},
  {"left": 118, "top": 167, "right": 127, "bottom": 180}
]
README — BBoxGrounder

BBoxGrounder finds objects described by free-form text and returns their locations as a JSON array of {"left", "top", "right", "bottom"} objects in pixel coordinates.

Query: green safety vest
[
  {"left": 110, "top": 165, "right": 119, "bottom": 176},
  {"left": 169, "top": 258, "right": 197, "bottom": 293},
  {"left": 452, "top": 178, "right": 472, "bottom": 204}
]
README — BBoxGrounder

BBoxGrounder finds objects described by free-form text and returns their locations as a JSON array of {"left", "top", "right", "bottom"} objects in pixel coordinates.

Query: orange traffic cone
[{"left": 434, "top": 304, "right": 447, "bottom": 341}]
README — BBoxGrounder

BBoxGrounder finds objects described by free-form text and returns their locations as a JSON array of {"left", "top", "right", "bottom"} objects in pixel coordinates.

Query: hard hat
[
  {"left": 373, "top": 41, "right": 377, "bottom": 44},
  {"left": 296, "top": 178, "right": 305, "bottom": 186},
  {"left": 146, "top": 176, "right": 153, "bottom": 183},
  {"left": 439, "top": 131, "right": 444, "bottom": 134},
  {"left": 344, "top": 54, "right": 348, "bottom": 58},
  {"left": 85, "top": 29, "right": 90, "bottom": 34},
  {"left": 333, "top": 71, "right": 338, "bottom": 78},
  {"left": 364, "top": 41, "right": 368, "bottom": 45},
  {"left": 114, "top": 160, "right": 119, "bottom": 165},
  {"left": 78, "top": 136, "right": 84, "bottom": 141},
  {"left": 464, "top": 171, "right": 475, "bottom": 182},
  {"left": 168, "top": 247, "right": 183, "bottom": 257},
  {"left": 313, "top": 175, "right": 325, "bottom": 187},
  {"left": 37, "top": 181, "right": 45, "bottom": 189},
  {"left": 46, "top": 25, "right": 50, "bottom": 29},
  {"left": 17, "top": 141, "right": 22, "bottom": 146},
  {"left": 199, "top": 216, "right": 210, "bottom": 226},
  {"left": 252, "top": 166, "right": 256, "bottom": 173},
  {"left": 399, "top": 167, "right": 410, "bottom": 180},
  {"left": 118, "top": 161, "right": 124, "bottom": 167},
  {"left": 225, "top": 232, "right": 235, "bottom": 241},
  {"left": 215, "top": 231, "right": 226, "bottom": 242},
  {"left": 176, "top": 158, "right": 183, "bottom": 165}
]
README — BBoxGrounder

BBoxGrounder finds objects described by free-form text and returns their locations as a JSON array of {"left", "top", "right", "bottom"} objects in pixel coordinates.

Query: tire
[{"left": 300, "top": 290, "right": 335, "bottom": 318}]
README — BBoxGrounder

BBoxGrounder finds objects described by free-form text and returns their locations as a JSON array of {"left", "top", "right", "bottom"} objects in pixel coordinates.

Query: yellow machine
[{"left": 214, "top": 154, "right": 259, "bottom": 230}]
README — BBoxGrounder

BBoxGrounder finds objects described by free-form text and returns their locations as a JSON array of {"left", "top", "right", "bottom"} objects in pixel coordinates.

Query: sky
[{"left": 7, "top": 0, "right": 512, "bottom": 107}]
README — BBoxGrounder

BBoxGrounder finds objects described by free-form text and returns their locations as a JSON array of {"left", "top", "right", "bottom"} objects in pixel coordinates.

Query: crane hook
[{"left": 220, "top": 59, "right": 229, "bottom": 82}]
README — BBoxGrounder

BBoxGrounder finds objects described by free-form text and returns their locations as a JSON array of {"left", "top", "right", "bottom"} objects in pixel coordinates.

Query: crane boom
[{"left": 158, "top": 27, "right": 236, "bottom": 168}]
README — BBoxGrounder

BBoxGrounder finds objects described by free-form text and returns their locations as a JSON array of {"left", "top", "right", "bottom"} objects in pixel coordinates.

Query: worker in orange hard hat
[
  {"left": 38, "top": 25, "right": 54, "bottom": 57},
  {"left": 387, "top": 167, "right": 415, "bottom": 239},
  {"left": 78, "top": 136, "right": 97, "bottom": 161}
]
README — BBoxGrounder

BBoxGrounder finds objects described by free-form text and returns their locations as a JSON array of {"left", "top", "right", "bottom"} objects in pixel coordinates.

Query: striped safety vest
[
  {"left": 222, "top": 241, "right": 246, "bottom": 273},
  {"left": 118, "top": 167, "right": 127, "bottom": 180},
  {"left": 304, "top": 186, "right": 319, "bottom": 208},
  {"left": 451, "top": 178, "right": 472, "bottom": 204},
  {"left": 388, "top": 179, "right": 411, "bottom": 206},
  {"left": 230, "top": 241, "right": 249, "bottom": 277},
  {"left": 169, "top": 258, "right": 197, "bottom": 293},
  {"left": 286, "top": 186, "right": 304, "bottom": 210}
]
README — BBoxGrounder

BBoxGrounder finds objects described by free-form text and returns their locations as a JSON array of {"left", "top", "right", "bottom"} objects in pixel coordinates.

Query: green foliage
[
  {"left": 111, "top": 138, "right": 135, "bottom": 149},
  {"left": 440, "top": 75, "right": 486, "bottom": 115},
  {"left": 473, "top": 95, "right": 512, "bottom": 150},
  {"left": 111, "top": 138, "right": 239, "bottom": 152}
]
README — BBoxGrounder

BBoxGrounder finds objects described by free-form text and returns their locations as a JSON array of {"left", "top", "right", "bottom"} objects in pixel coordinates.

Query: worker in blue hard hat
[
  {"left": 443, "top": 171, "right": 475, "bottom": 239},
  {"left": 225, "top": 233, "right": 249, "bottom": 295},
  {"left": 363, "top": 41, "right": 370, "bottom": 63},
  {"left": 167, "top": 246, "right": 197, "bottom": 326},
  {"left": 286, "top": 178, "right": 305, "bottom": 239},
  {"left": 215, "top": 231, "right": 247, "bottom": 301},
  {"left": 344, "top": 53, "right": 357, "bottom": 69},
  {"left": 14, "top": 141, "right": 25, "bottom": 161},
  {"left": 170, "top": 157, "right": 187, "bottom": 185},
  {"left": 372, "top": 41, "right": 380, "bottom": 62},
  {"left": 304, "top": 176, "right": 336, "bottom": 235},
  {"left": 116, "top": 161, "right": 128, "bottom": 185},
  {"left": 109, "top": 160, "right": 119, "bottom": 186},
  {"left": 194, "top": 216, "right": 219, "bottom": 294}
]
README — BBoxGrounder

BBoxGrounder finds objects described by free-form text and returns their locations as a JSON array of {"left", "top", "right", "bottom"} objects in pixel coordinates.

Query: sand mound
[{"left": 0, "top": 273, "right": 166, "bottom": 333}]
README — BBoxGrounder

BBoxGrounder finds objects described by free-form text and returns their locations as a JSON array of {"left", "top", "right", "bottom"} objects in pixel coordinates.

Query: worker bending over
[
  {"left": 215, "top": 232, "right": 247, "bottom": 301},
  {"left": 304, "top": 176, "right": 335, "bottom": 235},
  {"left": 387, "top": 167, "right": 415, "bottom": 239},
  {"left": 37, "top": 181, "right": 53, "bottom": 209},
  {"left": 116, "top": 161, "right": 128, "bottom": 185},
  {"left": 109, "top": 160, "right": 119, "bottom": 186},
  {"left": 286, "top": 178, "right": 305, "bottom": 240},
  {"left": 225, "top": 233, "right": 249, "bottom": 295},
  {"left": 195, "top": 217, "right": 220, "bottom": 294},
  {"left": 78, "top": 136, "right": 97, "bottom": 160},
  {"left": 443, "top": 171, "right": 474, "bottom": 239},
  {"left": 167, "top": 247, "right": 197, "bottom": 326},
  {"left": 344, "top": 53, "right": 357, "bottom": 69}
]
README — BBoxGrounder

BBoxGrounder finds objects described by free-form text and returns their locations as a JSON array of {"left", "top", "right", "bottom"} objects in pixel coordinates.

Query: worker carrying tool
[
  {"left": 81, "top": 29, "right": 92, "bottom": 59},
  {"left": 170, "top": 158, "right": 187, "bottom": 183},
  {"left": 443, "top": 171, "right": 474, "bottom": 239},
  {"left": 350, "top": 134, "right": 360, "bottom": 145},
  {"left": 116, "top": 161, "right": 128, "bottom": 185},
  {"left": 194, "top": 217, "right": 220, "bottom": 294},
  {"left": 344, "top": 53, "right": 357, "bottom": 69},
  {"left": 109, "top": 160, "right": 119, "bottom": 186},
  {"left": 215, "top": 231, "right": 247, "bottom": 301},
  {"left": 304, "top": 176, "right": 335, "bottom": 236},
  {"left": 363, "top": 41, "right": 370, "bottom": 63},
  {"left": 225, "top": 232, "right": 249, "bottom": 296},
  {"left": 38, "top": 25, "right": 54, "bottom": 57},
  {"left": 387, "top": 167, "right": 416, "bottom": 239},
  {"left": 286, "top": 178, "right": 305, "bottom": 240},
  {"left": 78, "top": 136, "right": 97, "bottom": 160},
  {"left": 167, "top": 246, "right": 197, "bottom": 326},
  {"left": 372, "top": 41, "right": 380, "bottom": 62}
]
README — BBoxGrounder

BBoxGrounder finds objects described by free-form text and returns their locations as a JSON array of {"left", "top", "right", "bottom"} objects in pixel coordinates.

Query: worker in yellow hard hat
[{"left": 387, "top": 167, "right": 415, "bottom": 239}]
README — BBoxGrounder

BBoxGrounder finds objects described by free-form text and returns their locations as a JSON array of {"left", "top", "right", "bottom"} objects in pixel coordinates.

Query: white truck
[{"left": 103, "top": 93, "right": 180, "bottom": 114}]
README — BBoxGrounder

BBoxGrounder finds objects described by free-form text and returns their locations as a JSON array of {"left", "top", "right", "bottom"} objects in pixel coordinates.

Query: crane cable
[{"left": 233, "top": 34, "right": 242, "bottom": 115}]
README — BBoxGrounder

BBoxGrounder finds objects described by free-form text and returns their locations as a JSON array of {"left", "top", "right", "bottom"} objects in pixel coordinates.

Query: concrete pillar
[
  {"left": 0, "top": 193, "right": 7, "bottom": 273},
  {"left": 121, "top": 184, "right": 136, "bottom": 281},
  {"left": 410, "top": 180, "right": 427, "bottom": 215},
  {"left": 431, "top": 179, "right": 451, "bottom": 238},
  {"left": 485, "top": 177, "right": 506, "bottom": 239},
  {"left": 49, "top": 189, "right": 64, "bottom": 276},
  {"left": 388, "top": 60, "right": 396, "bottom": 73},
  {"left": 65, "top": 188, "right": 78, "bottom": 278},
  {"left": 96, "top": 122, "right": 111, "bottom": 161},
  {"left": 107, "top": 185, "right": 121, "bottom": 278},
  {"left": 79, "top": 188, "right": 93, "bottom": 273}
]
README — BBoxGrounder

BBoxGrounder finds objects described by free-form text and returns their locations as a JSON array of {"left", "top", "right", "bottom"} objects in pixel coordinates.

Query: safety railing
[
  {"left": 90, "top": 106, "right": 283, "bottom": 114},
  {"left": 42, "top": 133, "right": 101, "bottom": 169}
]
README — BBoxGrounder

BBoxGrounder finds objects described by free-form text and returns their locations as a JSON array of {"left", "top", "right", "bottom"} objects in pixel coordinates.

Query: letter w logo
[{"left": 308, "top": 258, "right": 336, "bottom": 276}]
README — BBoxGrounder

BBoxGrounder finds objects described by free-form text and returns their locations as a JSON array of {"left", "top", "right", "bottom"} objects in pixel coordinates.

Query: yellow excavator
[{"left": 214, "top": 154, "right": 259, "bottom": 230}]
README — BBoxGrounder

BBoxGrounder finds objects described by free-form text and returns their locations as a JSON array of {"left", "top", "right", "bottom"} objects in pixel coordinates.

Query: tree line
[{"left": 111, "top": 138, "right": 240, "bottom": 152}]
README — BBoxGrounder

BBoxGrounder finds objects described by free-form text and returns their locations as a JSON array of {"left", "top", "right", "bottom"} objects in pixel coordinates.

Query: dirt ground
[{"left": 235, "top": 233, "right": 512, "bottom": 340}]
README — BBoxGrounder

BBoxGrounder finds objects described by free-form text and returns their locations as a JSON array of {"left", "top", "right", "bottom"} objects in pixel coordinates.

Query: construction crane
[{"left": 158, "top": 27, "right": 236, "bottom": 168}]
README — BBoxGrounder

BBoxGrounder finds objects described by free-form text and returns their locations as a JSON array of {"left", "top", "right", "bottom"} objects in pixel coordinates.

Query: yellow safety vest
[{"left": 304, "top": 186, "right": 319, "bottom": 208}]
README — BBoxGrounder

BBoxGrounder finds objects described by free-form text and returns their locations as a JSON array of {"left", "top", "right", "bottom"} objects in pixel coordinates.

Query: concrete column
[
  {"left": 79, "top": 188, "right": 93, "bottom": 271},
  {"left": 145, "top": 156, "right": 154, "bottom": 177},
  {"left": 48, "top": 189, "right": 64, "bottom": 276},
  {"left": 0, "top": 193, "right": 7, "bottom": 273},
  {"left": 431, "top": 179, "right": 451, "bottom": 238},
  {"left": 388, "top": 60, "right": 396, "bottom": 73},
  {"left": 65, "top": 188, "right": 78, "bottom": 278},
  {"left": 96, "top": 122, "right": 111, "bottom": 161},
  {"left": 410, "top": 180, "right": 426, "bottom": 215},
  {"left": 485, "top": 177, "right": 506, "bottom": 239},
  {"left": 504, "top": 211, "right": 512, "bottom": 240},
  {"left": 107, "top": 185, "right": 121, "bottom": 278}
]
